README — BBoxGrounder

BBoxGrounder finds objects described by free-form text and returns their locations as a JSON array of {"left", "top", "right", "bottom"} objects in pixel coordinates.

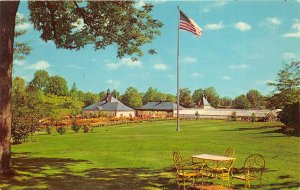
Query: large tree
[
  {"left": 233, "top": 94, "right": 251, "bottom": 109},
  {"left": 121, "top": 87, "right": 143, "bottom": 109},
  {"left": 268, "top": 61, "right": 300, "bottom": 135},
  {"left": 29, "top": 70, "right": 50, "bottom": 91},
  {"left": 179, "top": 88, "right": 193, "bottom": 108},
  {"left": 44, "top": 76, "right": 69, "bottom": 96},
  {"left": 267, "top": 61, "right": 300, "bottom": 109},
  {"left": 192, "top": 88, "right": 205, "bottom": 104},
  {"left": 0, "top": 1, "right": 162, "bottom": 175},
  {"left": 246, "top": 89, "right": 266, "bottom": 109},
  {"left": 142, "top": 87, "right": 157, "bottom": 104}
]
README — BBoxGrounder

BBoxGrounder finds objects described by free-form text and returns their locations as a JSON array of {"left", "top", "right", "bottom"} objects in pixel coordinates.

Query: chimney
[{"left": 106, "top": 88, "right": 111, "bottom": 103}]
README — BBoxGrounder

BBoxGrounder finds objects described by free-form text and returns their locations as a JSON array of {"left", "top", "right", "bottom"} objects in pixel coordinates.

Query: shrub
[
  {"left": 83, "top": 125, "right": 90, "bottom": 133},
  {"left": 46, "top": 126, "right": 52, "bottom": 134},
  {"left": 195, "top": 111, "right": 200, "bottom": 120},
  {"left": 231, "top": 111, "right": 237, "bottom": 121},
  {"left": 251, "top": 113, "right": 256, "bottom": 122},
  {"left": 11, "top": 119, "right": 31, "bottom": 144},
  {"left": 71, "top": 120, "right": 81, "bottom": 133},
  {"left": 71, "top": 125, "right": 81, "bottom": 133},
  {"left": 279, "top": 103, "right": 300, "bottom": 136},
  {"left": 56, "top": 126, "right": 66, "bottom": 135}
]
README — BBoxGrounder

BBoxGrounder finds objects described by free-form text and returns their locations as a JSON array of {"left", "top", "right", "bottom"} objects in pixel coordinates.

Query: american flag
[{"left": 179, "top": 10, "right": 203, "bottom": 37}]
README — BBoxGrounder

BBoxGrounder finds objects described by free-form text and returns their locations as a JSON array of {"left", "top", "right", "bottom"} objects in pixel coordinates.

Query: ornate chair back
[
  {"left": 222, "top": 147, "right": 235, "bottom": 170},
  {"left": 244, "top": 154, "right": 265, "bottom": 180},
  {"left": 173, "top": 151, "right": 184, "bottom": 174},
  {"left": 224, "top": 147, "right": 235, "bottom": 158}
]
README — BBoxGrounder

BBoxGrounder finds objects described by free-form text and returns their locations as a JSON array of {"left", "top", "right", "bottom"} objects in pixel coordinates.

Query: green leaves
[
  {"left": 14, "top": 13, "right": 32, "bottom": 60},
  {"left": 28, "top": 1, "right": 163, "bottom": 58},
  {"left": 121, "top": 87, "right": 142, "bottom": 109},
  {"left": 267, "top": 61, "right": 300, "bottom": 109}
]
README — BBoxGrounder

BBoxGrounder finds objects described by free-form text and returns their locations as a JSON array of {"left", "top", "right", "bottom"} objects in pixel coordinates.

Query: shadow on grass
[
  {"left": 222, "top": 125, "right": 292, "bottom": 138},
  {"left": 0, "top": 155, "right": 176, "bottom": 190},
  {"left": 1, "top": 155, "right": 299, "bottom": 190}
]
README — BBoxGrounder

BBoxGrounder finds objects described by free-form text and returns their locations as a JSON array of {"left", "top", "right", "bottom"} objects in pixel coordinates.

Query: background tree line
[{"left": 13, "top": 61, "right": 299, "bottom": 143}]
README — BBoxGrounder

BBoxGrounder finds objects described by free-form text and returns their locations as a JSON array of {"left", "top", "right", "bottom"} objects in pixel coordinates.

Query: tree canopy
[
  {"left": 28, "top": 1, "right": 163, "bottom": 59},
  {"left": 121, "top": 87, "right": 143, "bottom": 109},
  {"left": 267, "top": 61, "right": 300, "bottom": 109},
  {"left": 179, "top": 88, "right": 193, "bottom": 108}
]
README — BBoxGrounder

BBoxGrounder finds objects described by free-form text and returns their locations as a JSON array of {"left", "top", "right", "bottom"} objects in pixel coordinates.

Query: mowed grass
[{"left": 1, "top": 120, "right": 300, "bottom": 189}]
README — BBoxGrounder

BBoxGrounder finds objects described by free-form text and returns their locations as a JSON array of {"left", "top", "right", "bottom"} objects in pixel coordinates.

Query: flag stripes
[{"left": 179, "top": 10, "right": 203, "bottom": 37}]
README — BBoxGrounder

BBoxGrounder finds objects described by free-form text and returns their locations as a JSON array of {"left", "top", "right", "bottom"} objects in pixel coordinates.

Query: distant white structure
[{"left": 179, "top": 108, "right": 277, "bottom": 121}]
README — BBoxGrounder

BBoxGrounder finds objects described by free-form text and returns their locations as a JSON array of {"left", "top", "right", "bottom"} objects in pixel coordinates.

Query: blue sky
[{"left": 14, "top": 1, "right": 300, "bottom": 98}]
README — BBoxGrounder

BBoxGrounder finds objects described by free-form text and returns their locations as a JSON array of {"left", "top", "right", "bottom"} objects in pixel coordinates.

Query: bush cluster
[
  {"left": 279, "top": 103, "right": 300, "bottom": 136},
  {"left": 11, "top": 119, "right": 31, "bottom": 144},
  {"left": 71, "top": 120, "right": 81, "bottom": 133},
  {"left": 56, "top": 126, "right": 66, "bottom": 135},
  {"left": 83, "top": 126, "right": 90, "bottom": 133}
]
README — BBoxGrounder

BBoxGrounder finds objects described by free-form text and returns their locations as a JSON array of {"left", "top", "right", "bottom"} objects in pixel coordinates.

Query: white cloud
[
  {"left": 15, "top": 22, "right": 32, "bottom": 31},
  {"left": 106, "top": 57, "right": 142, "bottom": 70},
  {"left": 205, "top": 21, "right": 224, "bottom": 30},
  {"left": 282, "top": 52, "right": 296, "bottom": 59},
  {"left": 106, "top": 79, "right": 120, "bottom": 89},
  {"left": 282, "top": 52, "right": 300, "bottom": 60},
  {"left": 153, "top": 63, "right": 168, "bottom": 71},
  {"left": 202, "top": 1, "right": 228, "bottom": 13},
  {"left": 26, "top": 60, "right": 50, "bottom": 70},
  {"left": 229, "top": 64, "right": 249, "bottom": 69},
  {"left": 222, "top": 75, "right": 231, "bottom": 80},
  {"left": 282, "top": 20, "right": 300, "bottom": 38},
  {"left": 106, "top": 63, "right": 120, "bottom": 70},
  {"left": 15, "top": 12, "right": 32, "bottom": 31},
  {"left": 67, "top": 64, "right": 81, "bottom": 69},
  {"left": 151, "top": 0, "right": 167, "bottom": 4},
  {"left": 255, "top": 80, "right": 275, "bottom": 85},
  {"left": 264, "top": 17, "right": 281, "bottom": 26},
  {"left": 16, "top": 12, "right": 24, "bottom": 19},
  {"left": 234, "top": 22, "right": 251, "bottom": 31},
  {"left": 183, "top": 56, "right": 197, "bottom": 64},
  {"left": 191, "top": 72, "right": 201, "bottom": 78},
  {"left": 13, "top": 60, "right": 26, "bottom": 66}
]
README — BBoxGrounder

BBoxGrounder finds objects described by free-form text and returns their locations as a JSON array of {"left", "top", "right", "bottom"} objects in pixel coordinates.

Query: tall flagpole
[{"left": 176, "top": 6, "right": 180, "bottom": 132}]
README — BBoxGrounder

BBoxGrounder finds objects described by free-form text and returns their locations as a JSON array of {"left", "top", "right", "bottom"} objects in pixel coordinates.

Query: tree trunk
[{"left": 0, "top": 0, "right": 20, "bottom": 176}]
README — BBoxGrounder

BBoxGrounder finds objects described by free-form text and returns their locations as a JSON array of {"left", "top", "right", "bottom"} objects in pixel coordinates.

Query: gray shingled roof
[
  {"left": 83, "top": 96, "right": 134, "bottom": 111},
  {"left": 137, "top": 102, "right": 185, "bottom": 110}
]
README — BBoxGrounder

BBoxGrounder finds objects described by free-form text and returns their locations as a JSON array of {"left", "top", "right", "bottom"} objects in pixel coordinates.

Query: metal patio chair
[
  {"left": 173, "top": 151, "right": 203, "bottom": 190},
  {"left": 232, "top": 154, "right": 265, "bottom": 189}
]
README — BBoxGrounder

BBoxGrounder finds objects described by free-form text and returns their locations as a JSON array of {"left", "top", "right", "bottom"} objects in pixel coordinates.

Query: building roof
[
  {"left": 137, "top": 102, "right": 185, "bottom": 110},
  {"left": 83, "top": 94, "right": 134, "bottom": 111}
]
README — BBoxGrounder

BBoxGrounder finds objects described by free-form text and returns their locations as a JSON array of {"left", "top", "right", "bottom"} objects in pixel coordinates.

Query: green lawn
[{"left": 1, "top": 120, "right": 299, "bottom": 189}]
